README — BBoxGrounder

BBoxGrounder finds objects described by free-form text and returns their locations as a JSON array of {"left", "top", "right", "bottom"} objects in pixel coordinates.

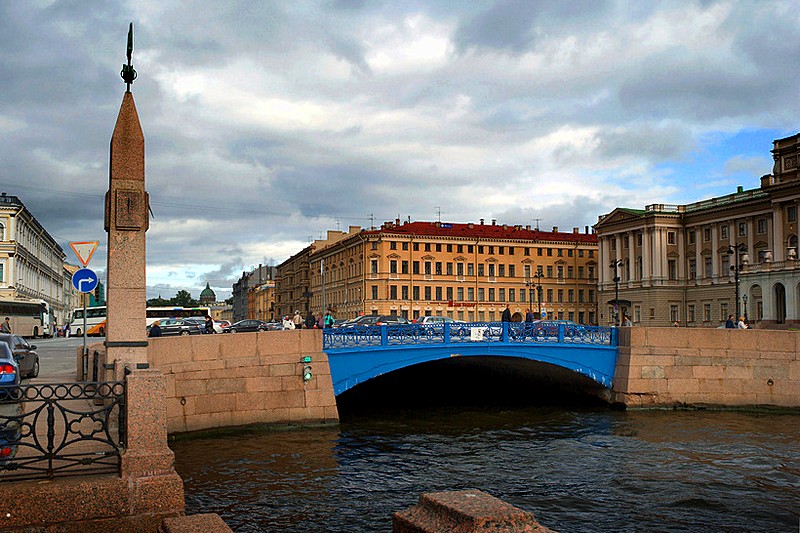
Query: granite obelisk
[{"left": 105, "top": 23, "right": 150, "bottom": 371}]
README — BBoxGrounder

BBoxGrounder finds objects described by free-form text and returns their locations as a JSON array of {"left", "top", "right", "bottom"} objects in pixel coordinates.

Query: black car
[
  {"left": 150, "top": 319, "right": 203, "bottom": 337},
  {"left": 222, "top": 320, "right": 268, "bottom": 333},
  {"left": 0, "top": 334, "right": 39, "bottom": 379},
  {"left": 339, "top": 315, "right": 410, "bottom": 327}
]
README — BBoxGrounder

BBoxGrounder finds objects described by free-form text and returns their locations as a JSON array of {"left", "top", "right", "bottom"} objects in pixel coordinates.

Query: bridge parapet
[{"left": 323, "top": 322, "right": 616, "bottom": 350}]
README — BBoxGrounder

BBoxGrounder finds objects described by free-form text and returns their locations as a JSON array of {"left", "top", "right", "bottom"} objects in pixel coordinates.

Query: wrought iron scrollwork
[{"left": 0, "top": 381, "right": 125, "bottom": 482}]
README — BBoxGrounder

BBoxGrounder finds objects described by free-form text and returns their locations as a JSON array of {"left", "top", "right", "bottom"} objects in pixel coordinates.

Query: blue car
[{"left": 0, "top": 342, "right": 20, "bottom": 389}]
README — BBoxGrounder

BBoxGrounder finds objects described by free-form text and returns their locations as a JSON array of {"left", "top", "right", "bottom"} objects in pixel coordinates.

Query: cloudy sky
[{"left": 2, "top": 1, "right": 799, "bottom": 301}]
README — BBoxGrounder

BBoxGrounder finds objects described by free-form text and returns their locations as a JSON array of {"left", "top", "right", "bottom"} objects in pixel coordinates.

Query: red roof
[{"left": 362, "top": 221, "right": 597, "bottom": 244}]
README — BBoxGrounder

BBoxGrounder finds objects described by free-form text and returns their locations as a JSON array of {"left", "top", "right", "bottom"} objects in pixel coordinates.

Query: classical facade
[
  {"left": 303, "top": 220, "right": 599, "bottom": 324},
  {"left": 231, "top": 264, "right": 275, "bottom": 321},
  {"left": 595, "top": 132, "right": 800, "bottom": 327},
  {"left": 0, "top": 193, "right": 68, "bottom": 328},
  {"left": 247, "top": 281, "right": 276, "bottom": 322}
]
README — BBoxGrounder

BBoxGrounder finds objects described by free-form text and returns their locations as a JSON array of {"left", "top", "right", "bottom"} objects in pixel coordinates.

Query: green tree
[
  {"left": 170, "top": 290, "right": 198, "bottom": 307},
  {"left": 147, "top": 296, "right": 171, "bottom": 307}
]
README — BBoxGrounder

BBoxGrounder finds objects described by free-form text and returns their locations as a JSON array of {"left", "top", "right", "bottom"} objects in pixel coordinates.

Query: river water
[{"left": 171, "top": 406, "right": 799, "bottom": 532}]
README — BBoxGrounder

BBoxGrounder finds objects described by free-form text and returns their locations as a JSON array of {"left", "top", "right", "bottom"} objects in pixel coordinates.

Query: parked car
[
  {"left": 0, "top": 341, "right": 20, "bottom": 389},
  {"left": 214, "top": 320, "right": 231, "bottom": 333},
  {"left": 149, "top": 319, "right": 203, "bottom": 337},
  {"left": 182, "top": 316, "right": 208, "bottom": 333},
  {"left": 222, "top": 320, "right": 268, "bottom": 333},
  {"left": 415, "top": 316, "right": 466, "bottom": 325},
  {"left": 0, "top": 334, "right": 39, "bottom": 379},
  {"left": 340, "top": 315, "right": 411, "bottom": 327},
  {"left": 531, "top": 320, "right": 580, "bottom": 339}
]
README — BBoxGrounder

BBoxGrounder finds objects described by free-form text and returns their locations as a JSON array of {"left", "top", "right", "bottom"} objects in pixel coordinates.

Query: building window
[
  {"left": 488, "top": 288, "right": 495, "bottom": 301},
  {"left": 425, "top": 243, "right": 431, "bottom": 252},
  {"left": 557, "top": 266, "right": 564, "bottom": 279},
  {"left": 623, "top": 236, "right": 629, "bottom": 249},
  {"left": 611, "top": 240, "right": 616, "bottom": 251},
  {"left": 436, "top": 244, "right": 442, "bottom": 252},
  {"left": 424, "top": 286, "right": 432, "bottom": 300},
  {"left": 402, "top": 286, "right": 409, "bottom": 300},
  {"left": 721, "top": 225, "right": 728, "bottom": 239},
  {"left": 390, "top": 260, "right": 398, "bottom": 274},
  {"left": 478, "top": 288, "right": 485, "bottom": 301},
  {"left": 371, "top": 260, "right": 378, "bottom": 274},
  {"left": 567, "top": 266, "right": 574, "bottom": 278},
  {"left": 488, "top": 246, "right": 494, "bottom": 254},
  {"left": 488, "top": 264, "right": 495, "bottom": 277},
  {"left": 757, "top": 219, "right": 767, "bottom": 234},
  {"left": 547, "top": 248, "right": 553, "bottom": 256},
  {"left": 390, "top": 241, "right": 397, "bottom": 250},
  {"left": 557, "top": 248, "right": 563, "bottom": 257},
  {"left": 668, "top": 259, "right": 677, "bottom": 280},
  {"left": 789, "top": 205, "right": 797, "bottom": 222},
  {"left": 568, "top": 249, "right": 573, "bottom": 257},
  {"left": 524, "top": 247, "right": 530, "bottom": 256},
  {"left": 546, "top": 266, "right": 553, "bottom": 278},
  {"left": 721, "top": 254, "right": 730, "bottom": 276},
  {"left": 478, "top": 246, "right": 484, "bottom": 254},
  {"left": 704, "top": 303, "right": 711, "bottom": 322},
  {"left": 670, "top": 305, "right": 679, "bottom": 323},
  {"left": 413, "top": 261, "right": 420, "bottom": 275},
  {"left": 413, "top": 286, "right": 420, "bottom": 300},
  {"left": 424, "top": 262, "right": 432, "bottom": 275},
  {"left": 498, "top": 246, "right": 504, "bottom": 255},
  {"left": 667, "top": 231, "right": 676, "bottom": 245},
  {"left": 703, "top": 228, "right": 711, "bottom": 242},
  {"left": 568, "top": 289, "right": 574, "bottom": 303},
  {"left": 468, "top": 287, "right": 474, "bottom": 301},
  {"left": 413, "top": 243, "right": 419, "bottom": 251},
  {"left": 447, "top": 244, "right": 453, "bottom": 252},
  {"left": 509, "top": 289, "right": 515, "bottom": 302},
  {"left": 498, "top": 288, "right": 505, "bottom": 301},
  {"left": 688, "top": 304, "right": 695, "bottom": 323},
  {"left": 402, "top": 261, "right": 409, "bottom": 274},
  {"left": 371, "top": 241, "right": 379, "bottom": 250},
  {"left": 446, "top": 287, "right": 453, "bottom": 300},
  {"left": 509, "top": 247, "right": 514, "bottom": 255},
  {"left": 547, "top": 289, "right": 553, "bottom": 302},
  {"left": 468, "top": 264, "right": 475, "bottom": 276},
  {"left": 704, "top": 257, "right": 712, "bottom": 278},
  {"left": 688, "top": 259, "right": 696, "bottom": 280},
  {"left": 457, "top": 245, "right": 463, "bottom": 253},
  {"left": 390, "top": 285, "right": 397, "bottom": 299},
  {"left": 446, "top": 263, "right": 453, "bottom": 275},
  {"left": 688, "top": 231, "right": 695, "bottom": 244},
  {"left": 520, "top": 289, "right": 526, "bottom": 302},
  {"left": 457, "top": 287, "right": 463, "bottom": 301},
  {"left": 738, "top": 222, "right": 747, "bottom": 236},
  {"left": 478, "top": 264, "right": 485, "bottom": 277},
  {"left": 402, "top": 242, "right": 408, "bottom": 250},
  {"left": 588, "top": 266, "right": 595, "bottom": 280},
  {"left": 457, "top": 263, "right": 464, "bottom": 276},
  {"left": 720, "top": 302, "right": 728, "bottom": 322},
  {"left": 435, "top": 287, "right": 442, "bottom": 300},
  {"left": 634, "top": 306, "right": 641, "bottom": 323},
  {"left": 435, "top": 262, "right": 442, "bottom": 275},
  {"left": 498, "top": 264, "right": 505, "bottom": 277},
  {"left": 509, "top": 265, "right": 515, "bottom": 277},
  {"left": 537, "top": 248, "right": 543, "bottom": 256},
  {"left": 557, "top": 289, "right": 563, "bottom": 303},
  {"left": 371, "top": 285, "right": 378, "bottom": 299}
]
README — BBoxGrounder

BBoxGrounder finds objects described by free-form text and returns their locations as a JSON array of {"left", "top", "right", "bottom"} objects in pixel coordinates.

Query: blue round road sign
[{"left": 72, "top": 268, "right": 99, "bottom": 293}]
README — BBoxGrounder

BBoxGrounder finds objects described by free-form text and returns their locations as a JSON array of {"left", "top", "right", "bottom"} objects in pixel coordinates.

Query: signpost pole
[{"left": 82, "top": 294, "right": 88, "bottom": 380}]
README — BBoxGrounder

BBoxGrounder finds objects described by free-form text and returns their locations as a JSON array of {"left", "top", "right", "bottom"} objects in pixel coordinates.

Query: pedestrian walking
[
  {"left": 204, "top": 315, "right": 215, "bottom": 334},
  {"left": 725, "top": 315, "right": 735, "bottom": 328},
  {"left": 324, "top": 310, "right": 334, "bottom": 329},
  {"left": 292, "top": 310, "right": 303, "bottom": 329},
  {"left": 501, "top": 305, "right": 512, "bottom": 323},
  {"left": 0, "top": 317, "right": 11, "bottom": 333}
]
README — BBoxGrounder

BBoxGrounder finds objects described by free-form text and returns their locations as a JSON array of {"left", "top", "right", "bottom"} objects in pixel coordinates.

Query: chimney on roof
[
  {"left": 395, "top": 217, "right": 400, "bottom": 226},
  {"left": 552, "top": 226, "right": 558, "bottom": 233},
  {"left": 573, "top": 227, "right": 579, "bottom": 233},
  {"left": 526, "top": 225, "right": 531, "bottom": 230},
  {"left": 585, "top": 226, "right": 589, "bottom": 234},
  {"left": 468, "top": 222, "right": 474, "bottom": 229},
  {"left": 491, "top": 219, "right": 496, "bottom": 225},
  {"left": 480, "top": 218, "right": 484, "bottom": 225},
  {"left": 502, "top": 224, "right": 507, "bottom": 230}
]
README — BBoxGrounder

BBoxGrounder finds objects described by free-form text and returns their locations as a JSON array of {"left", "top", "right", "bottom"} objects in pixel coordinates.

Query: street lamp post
[
  {"left": 742, "top": 293, "right": 748, "bottom": 324},
  {"left": 610, "top": 259, "right": 623, "bottom": 326},
  {"left": 727, "top": 244, "right": 749, "bottom": 321},
  {"left": 532, "top": 269, "right": 544, "bottom": 319}
]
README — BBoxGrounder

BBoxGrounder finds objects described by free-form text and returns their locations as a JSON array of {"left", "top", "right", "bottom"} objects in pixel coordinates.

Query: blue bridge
[{"left": 322, "top": 322, "right": 619, "bottom": 396}]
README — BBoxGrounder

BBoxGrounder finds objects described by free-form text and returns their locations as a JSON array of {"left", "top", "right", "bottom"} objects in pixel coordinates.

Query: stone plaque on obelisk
[{"left": 105, "top": 23, "right": 150, "bottom": 371}]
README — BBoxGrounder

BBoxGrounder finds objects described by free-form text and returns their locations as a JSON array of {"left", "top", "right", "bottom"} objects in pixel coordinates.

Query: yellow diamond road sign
[{"left": 69, "top": 241, "right": 99, "bottom": 267}]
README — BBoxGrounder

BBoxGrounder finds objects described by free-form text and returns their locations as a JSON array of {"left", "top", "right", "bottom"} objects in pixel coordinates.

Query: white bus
[
  {"left": 0, "top": 299, "right": 52, "bottom": 338},
  {"left": 70, "top": 305, "right": 212, "bottom": 336}
]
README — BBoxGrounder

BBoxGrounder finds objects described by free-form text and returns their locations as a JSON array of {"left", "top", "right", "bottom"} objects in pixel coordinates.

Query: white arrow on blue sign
[{"left": 72, "top": 268, "right": 99, "bottom": 293}]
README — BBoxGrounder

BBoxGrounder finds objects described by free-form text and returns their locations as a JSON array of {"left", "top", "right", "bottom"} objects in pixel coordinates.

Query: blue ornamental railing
[{"left": 323, "top": 322, "right": 616, "bottom": 350}]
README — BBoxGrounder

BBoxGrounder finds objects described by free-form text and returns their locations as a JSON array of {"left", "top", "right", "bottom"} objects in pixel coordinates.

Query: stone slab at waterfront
[{"left": 393, "top": 489, "right": 554, "bottom": 532}]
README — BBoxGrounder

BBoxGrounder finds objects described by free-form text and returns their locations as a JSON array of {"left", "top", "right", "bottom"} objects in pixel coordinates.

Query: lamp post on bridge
[
  {"left": 533, "top": 269, "right": 543, "bottom": 319},
  {"left": 727, "top": 243, "right": 749, "bottom": 321},
  {"left": 610, "top": 259, "right": 623, "bottom": 326}
]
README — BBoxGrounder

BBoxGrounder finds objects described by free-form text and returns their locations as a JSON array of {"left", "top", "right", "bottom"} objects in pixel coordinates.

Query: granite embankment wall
[
  {"left": 146, "top": 329, "right": 339, "bottom": 434},
  {"left": 613, "top": 327, "right": 800, "bottom": 408}
]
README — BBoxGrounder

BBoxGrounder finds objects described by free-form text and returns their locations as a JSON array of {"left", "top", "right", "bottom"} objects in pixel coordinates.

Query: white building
[{"left": 0, "top": 193, "right": 68, "bottom": 327}]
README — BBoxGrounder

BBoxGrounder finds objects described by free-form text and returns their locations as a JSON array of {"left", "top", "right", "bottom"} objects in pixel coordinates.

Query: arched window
[{"left": 0, "top": 222, "right": 5, "bottom": 241}]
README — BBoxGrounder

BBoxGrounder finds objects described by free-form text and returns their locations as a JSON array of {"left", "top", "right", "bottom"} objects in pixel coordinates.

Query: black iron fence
[{"left": 0, "top": 381, "right": 126, "bottom": 482}]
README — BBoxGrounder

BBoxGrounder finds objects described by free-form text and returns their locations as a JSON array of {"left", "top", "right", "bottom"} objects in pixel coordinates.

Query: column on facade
[
  {"left": 652, "top": 228, "right": 663, "bottom": 281},
  {"left": 677, "top": 229, "right": 685, "bottom": 279},
  {"left": 597, "top": 237, "right": 606, "bottom": 287},
  {"left": 641, "top": 227, "right": 651, "bottom": 285},
  {"left": 747, "top": 218, "right": 755, "bottom": 261},
  {"left": 711, "top": 224, "right": 719, "bottom": 278},
  {"left": 627, "top": 230, "right": 635, "bottom": 284},
  {"left": 771, "top": 205, "right": 784, "bottom": 261}
]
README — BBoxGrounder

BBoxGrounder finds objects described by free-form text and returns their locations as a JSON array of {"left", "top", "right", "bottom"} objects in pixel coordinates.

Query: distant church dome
[{"left": 199, "top": 282, "right": 216, "bottom": 304}]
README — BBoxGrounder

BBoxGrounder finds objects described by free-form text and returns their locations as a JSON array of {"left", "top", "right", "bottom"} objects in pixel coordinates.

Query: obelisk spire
[{"left": 105, "top": 22, "right": 149, "bottom": 372}]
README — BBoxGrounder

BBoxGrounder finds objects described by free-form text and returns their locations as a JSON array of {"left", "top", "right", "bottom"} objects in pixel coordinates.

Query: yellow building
[
  {"left": 305, "top": 220, "right": 599, "bottom": 324},
  {"left": 247, "top": 281, "right": 276, "bottom": 322}
]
